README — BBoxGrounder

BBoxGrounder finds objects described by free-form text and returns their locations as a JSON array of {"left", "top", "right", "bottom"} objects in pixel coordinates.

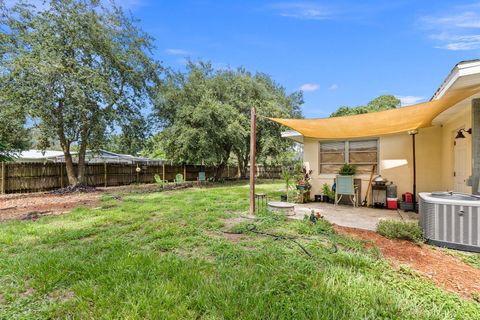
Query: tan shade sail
[{"left": 270, "top": 85, "right": 480, "bottom": 139}]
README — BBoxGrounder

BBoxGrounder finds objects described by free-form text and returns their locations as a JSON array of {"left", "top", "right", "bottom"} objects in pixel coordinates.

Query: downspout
[
  {"left": 409, "top": 130, "right": 418, "bottom": 211},
  {"left": 472, "top": 99, "right": 480, "bottom": 195}
]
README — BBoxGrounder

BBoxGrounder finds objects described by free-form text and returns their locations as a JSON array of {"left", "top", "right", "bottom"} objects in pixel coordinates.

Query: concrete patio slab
[{"left": 291, "top": 202, "right": 418, "bottom": 231}]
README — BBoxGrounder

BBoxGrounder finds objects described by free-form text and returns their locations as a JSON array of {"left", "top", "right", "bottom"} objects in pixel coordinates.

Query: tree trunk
[
  {"left": 214, "top": 162, "right": 227, "bottom": 180},
  {"left": 76, "top": 128, "right": 89, "bottom": 185},
  {"left": 56, "top": 99, "right": 79, "bottom": 187},
  {"left": 73, "top": 118, "right": 92, "bottom": 185},
  {"left": 62, "top": 146, "right": 79, "bottom": 186},
  {"left": 77, "top": 142, "right": 88, "bottom": 185},
  {"left": 214, "top": 146, "right": 231, "bottom": 180},
  {"left": 234, "top": 149, "right": 250, "bottom": 179}
]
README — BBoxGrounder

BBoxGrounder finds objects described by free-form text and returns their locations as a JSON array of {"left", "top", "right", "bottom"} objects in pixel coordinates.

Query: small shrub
[
  {"left": 338, "top": 163, "right": 356, "bottom": 175},
  {"left": 322, "top": 183, "right": 335, "bottom": 198},
  {"left": 376, "top": 220, "right": 422, "bottom": 243}
]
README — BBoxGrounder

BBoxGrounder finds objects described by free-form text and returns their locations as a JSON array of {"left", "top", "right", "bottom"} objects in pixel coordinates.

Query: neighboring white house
[
  {"left": 15, "top": 150, "right": 65, "bottom": 163},
  {"left": 16, "top": 149, "right": 164, "bottom": 165}
]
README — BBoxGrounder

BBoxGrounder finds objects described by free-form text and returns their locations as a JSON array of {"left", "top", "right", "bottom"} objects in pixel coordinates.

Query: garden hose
[{"left": 245, "top": 224, "right": 338, "bottom": 257}]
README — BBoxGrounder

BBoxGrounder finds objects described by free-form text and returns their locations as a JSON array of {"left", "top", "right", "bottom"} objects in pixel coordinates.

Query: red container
[
  {"left": 403, "top": 192, "right": 413, "bottom": 203},
  {"left": 387, "top": 198, "right": 398, "bottom": 209}
]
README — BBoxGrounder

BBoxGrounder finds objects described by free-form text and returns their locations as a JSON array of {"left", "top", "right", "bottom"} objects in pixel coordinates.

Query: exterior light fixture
[
  {"left": 408, "top": 129, "right": 418, "bottom": 135},
  {"left": 455, "top": 128, "right": 472, "bottom": 139}
]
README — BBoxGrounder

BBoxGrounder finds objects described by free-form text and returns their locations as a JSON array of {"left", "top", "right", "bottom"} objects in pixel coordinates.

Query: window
[{"left": 319, "top": 140, "right": 378, "bottom": 174}]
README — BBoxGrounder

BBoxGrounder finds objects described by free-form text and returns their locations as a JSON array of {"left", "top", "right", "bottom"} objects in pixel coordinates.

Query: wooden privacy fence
[{"left": 0, "top": 162, "right": 282, "bottom": 194}]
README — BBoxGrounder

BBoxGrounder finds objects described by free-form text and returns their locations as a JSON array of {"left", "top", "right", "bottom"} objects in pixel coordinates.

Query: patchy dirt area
[
  {"left": 0, "top": 184, "right": 163, "bottom": 221},
  {"left": 334, "top": 225, "right": 480, "bottom": 300},
  {"left": 0, "top": 191, "right": 100, "bottom": 221},
  {"left": 205, "top": 216, "right": 255, "bottom": 244}
]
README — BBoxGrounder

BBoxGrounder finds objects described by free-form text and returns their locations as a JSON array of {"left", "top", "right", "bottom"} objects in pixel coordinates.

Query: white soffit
[
  {"left": 432, "top": 60, "right": 480, "bottom": 125},
  {"left": 281, "top": 130, "right": 304, "bottom": 143}
]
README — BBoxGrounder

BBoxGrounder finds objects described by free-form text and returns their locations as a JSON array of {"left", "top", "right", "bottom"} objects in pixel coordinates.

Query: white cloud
[
  {"left": 419, "top": 6, "right": 480, "bottom": 51},
  {"left": 431, "top": 33, "right": 480, "bottom": 50},
  {"left": 116, "top": 0, "right": 145, "bottom": 10},
  {"left": 396, "top": 95, "right": 424, "bottom": 106},
  {"left": 421, "top": 11, "right": 480, "bottom": 29},
  {"left": 300, "top": 83, "right": 319, "bottom": 92},
  {"left": 271, "top": 2, "right": 333, "bottom": 20},
  {"left": 328, "top": 84, "right": 338, "bottom": 90},
  {"left": 164, "top": 48, "right": 191, "bottom": 56}
]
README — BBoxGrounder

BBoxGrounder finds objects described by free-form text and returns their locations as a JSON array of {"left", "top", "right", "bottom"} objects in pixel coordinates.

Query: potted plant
[
  {"left": 338, "top": 163, "right": 356, "bottom": 176},
  {"left": 322, "top": 183, "right": 331, "bottom": 203},
  {"left": 281, "top": 168, "right": 292, "bottom": 202},
  {"left": 295, "top": 164, "right": 312, "bottom": 203},
  {"left": 328, "top": 189, "right": 335, "bottom": 203}
]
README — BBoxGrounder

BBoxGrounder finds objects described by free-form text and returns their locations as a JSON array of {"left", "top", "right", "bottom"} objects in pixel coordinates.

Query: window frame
[{"left": 318, "top": 139, "right": 379, "bottom": 175}]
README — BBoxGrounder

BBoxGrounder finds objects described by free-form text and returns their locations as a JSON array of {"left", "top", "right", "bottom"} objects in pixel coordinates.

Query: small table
[{"left": 255, "top": 193, "right": 267, "bottom": 214}]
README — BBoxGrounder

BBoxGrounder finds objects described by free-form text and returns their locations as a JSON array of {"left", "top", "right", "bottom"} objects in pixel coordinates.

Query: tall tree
[
  {"left": 0, "top": 0, "right": 161, "bottom": 185},
  {"left": 330, "top": 95, "right": 400, "bottom": 117},
  {"left": 0, "top": 98, "right": 30, "bottom": 161},
  {"left": 154, "top": 62, "right": 303, "bottom": 178},
  {"left": 222, "top": 71, "right": 303, "bottom": 177},
  {"left": 103, "top": 116, "right": 150, "bottom": 155}
]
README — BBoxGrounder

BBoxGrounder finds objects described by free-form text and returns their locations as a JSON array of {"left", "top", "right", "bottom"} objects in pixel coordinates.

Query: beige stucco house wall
[
  {"left": 304, "top": 123, "right": 470, "bottom": 202},
  {"left": 294, "top": 60, "right": 480, "bottom": 202}
]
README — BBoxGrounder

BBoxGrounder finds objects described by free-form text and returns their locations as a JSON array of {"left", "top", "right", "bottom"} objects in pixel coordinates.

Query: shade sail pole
[
  {"left": 250, "top": 107, "right": 256, "bottom": 215},
  {"left": 409, "top": 130, "right": 418, "bottom": 212}
]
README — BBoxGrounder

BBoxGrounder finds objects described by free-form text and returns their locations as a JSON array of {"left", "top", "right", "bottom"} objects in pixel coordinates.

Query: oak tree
[{"left": 1, "top": 0, "right": 161, "bottom": 185}]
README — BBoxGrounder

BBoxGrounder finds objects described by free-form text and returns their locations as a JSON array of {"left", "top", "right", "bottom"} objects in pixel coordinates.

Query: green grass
[
  {"left": 0, "top": 181, "right": 479, "bottom": 319},
  {"left": 377, "top": 219, "right": 423, "bottom": 243}
]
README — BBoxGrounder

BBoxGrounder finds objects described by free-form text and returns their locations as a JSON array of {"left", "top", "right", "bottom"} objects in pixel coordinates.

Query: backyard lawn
[{"left": 1, "top": 181, "right": 480, "bottom": 319}]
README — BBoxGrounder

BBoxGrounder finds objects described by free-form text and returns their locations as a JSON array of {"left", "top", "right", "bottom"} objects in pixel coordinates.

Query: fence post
[
  {"left": 60, "top": 163, "right": 64, "bottom": 188},
  {"left": 1, "top": 162, "right": 5, "bottom": 194},
  {"left": 183, "top": 165, "right": 186, "bottom": 181},
  {"left": 104, "top": 162, "right": 108, "bottom": 188},
  {"left": 162, "top": 163, "right": 166, "bottom": 181}
]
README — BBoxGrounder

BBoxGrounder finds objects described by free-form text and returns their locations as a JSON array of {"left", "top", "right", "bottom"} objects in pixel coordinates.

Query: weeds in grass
[
  {"left": 444, "top": 249, "right": 480, "bottom": 270},
  {"left": 377, "top": 219, "right": 423, "bottom": 242}
]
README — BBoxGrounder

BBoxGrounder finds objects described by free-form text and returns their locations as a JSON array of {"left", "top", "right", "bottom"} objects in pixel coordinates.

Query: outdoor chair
[
  {"left": 335, "top": 175, "right": 358, "bottom": 207},
  {"left": 154, "top": 174, "right": 167, "bottom": 188},
  {"left": 175, "top": 173, "right": 184, "bottom": 185},
  {"left": 198, "top": 171, "right": 206, "bottom": 185}
]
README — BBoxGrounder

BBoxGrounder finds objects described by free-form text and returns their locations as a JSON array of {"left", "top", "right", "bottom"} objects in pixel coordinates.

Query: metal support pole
[
  {"left": 409, "top": 130, "right": 418, "bottom": 212},
  {"left": 250, "top": 107, "right": 256, "bottom": 215}
]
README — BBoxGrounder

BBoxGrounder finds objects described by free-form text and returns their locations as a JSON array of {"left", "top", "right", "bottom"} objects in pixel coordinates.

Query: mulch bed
[
  {"left": 334, "top": 225, "right": 480, "bottom": 300},
  {"left": 49, "top": 184, "right": 97, "bottom": 195}
]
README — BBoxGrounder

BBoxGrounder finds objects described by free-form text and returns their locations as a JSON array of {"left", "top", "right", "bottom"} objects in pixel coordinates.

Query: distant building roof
[
  {"left": 16, "top": 149, "right": 164, "bottom": 165},
  {"left": 16, "top": 150, "right": 65, "bottom": 162}
]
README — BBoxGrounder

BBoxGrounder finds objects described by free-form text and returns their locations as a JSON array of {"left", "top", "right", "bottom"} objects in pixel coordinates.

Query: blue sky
[{"left": 24, "top": 0, "right": 480, "bottom": 117}]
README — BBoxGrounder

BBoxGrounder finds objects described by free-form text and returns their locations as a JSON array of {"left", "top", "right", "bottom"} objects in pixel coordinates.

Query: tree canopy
[
  {"left": 152, "top": 61, "right": 303, "bottom": 178},
  {"left": 0, "top": 0, "right": 161, "bottom": 185},
  {"left": 330, "top": 95, "right": 400, "bottom": 117},
  {"left": 0, "top": 100, "right": 30, "bottom": 161}
]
